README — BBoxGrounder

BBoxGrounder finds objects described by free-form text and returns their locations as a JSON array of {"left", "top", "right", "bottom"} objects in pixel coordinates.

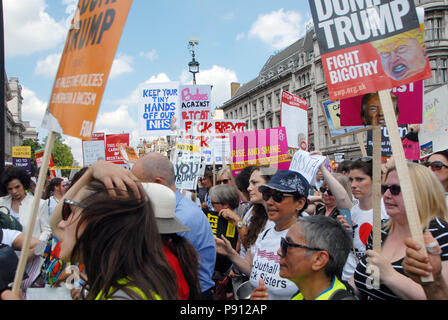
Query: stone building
[
  {"left": 219, "top": 1, "right": 448, "bottom": 161},
  {"left": 4, "top": 76, "right": 38, "bottom": 163}
]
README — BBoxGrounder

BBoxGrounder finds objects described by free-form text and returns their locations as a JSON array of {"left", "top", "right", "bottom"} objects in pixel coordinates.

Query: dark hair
[
  {"left": 350, "top": 158, "right": 373, "bottom": 178},
  {"left": 72, "top": 179, "right": 178, "bottom": 300},
  {"left": 43, "top": 177, "right": 63, "bottom": 200},
  {"left": 161, "top": 234, "right": 202, "bottom": 300},
  {"left": 235, "top": 165, "right": 257, "bottom": 196},
  {"left": 336, "top": 160, "right": 353, "bottom": 174},
  {"left": 69, "top": 167, "right": 89, "bottom": 189},
  {"left": 431, "top": 149, "right": 448, "bottom": 162},
  {"left": 242, "top": 166, "right": 274, "bottom": 250},
  {"left": 0, "top": 166, "right": 31, "bottom": 194},
  {"left": 298, "top": 215, "right": 352, "bottom": 280}
]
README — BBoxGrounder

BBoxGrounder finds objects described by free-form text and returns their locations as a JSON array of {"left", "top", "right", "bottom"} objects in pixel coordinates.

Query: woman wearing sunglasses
[
  {"left": 351, "top": 162, "right": 448, "bottom": 300},
  {"left": 46, "top": 163, "right": 178, "bottom": 300},
  {"left": 215, "top": 170, "right": 309, "bottom": 300},
  {"left": 426, "top": 149, "right": 448, "bottom": 205}
]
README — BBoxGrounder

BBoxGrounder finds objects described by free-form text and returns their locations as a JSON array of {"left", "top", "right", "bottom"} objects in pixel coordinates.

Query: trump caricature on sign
[{"left": 371, "top": 28, "right": 427, "bottom": 82}]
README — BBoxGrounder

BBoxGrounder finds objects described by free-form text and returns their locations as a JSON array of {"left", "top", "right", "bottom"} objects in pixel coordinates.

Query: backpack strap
[{"left": 329, "top": 289, "right": 357, "bottom": 300}]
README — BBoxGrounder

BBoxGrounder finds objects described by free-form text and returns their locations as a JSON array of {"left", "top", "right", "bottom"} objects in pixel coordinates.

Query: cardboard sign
[
  {"left": 138, "top": 82, "right": 180, "bottom": 136},
  {"left": 309, "top": 0, "right": 431, "bottom": 101},
  {"left": 366, "top": 125, "right": 408, "bottom": 158},
  {"left": 82, "top": 132, "right": 106, "bottom": 167},
  {"left": 206, "top": 211, "right": 238, "bottom": 248},
  {"left": 186, "top": 120, "right": 246, "bottom": 149},
  {"left": 35, "top": 149, "right": 56, "bottom": 178},
  {"left": 118, "top": 143, "right": 138, "bottom": 164},
  {"left": 229, "top": 127, "right": 291, "bottom": 176},
  {"left": 340, "top": 81, "right": 423, "bottom": 126},
  {"left": 280, "top": 90, "right": 308, "bottom": 150},
  {"left": 289, "top": 150, "right": 330, "bottom": 186},
  {"left": 419, "top": 85, "right": 448, "bottom": 158},
  {"left": 180, "top": 85, "right": 212, "bottom": 128},
  {"left": 173, "top": 149, "right": 203, "bottom": 190},
  {"left": 12, "top": 146, "right": 31, "bottom": 158},
  {"left": 105, "top": 133, "right": 129, "bottom": 165},
  {"left": 320, "top": 100, "right": 368, "bottom": 140},
  {"left": 41, "top": 0, "right": 133, "bottom": 139}
]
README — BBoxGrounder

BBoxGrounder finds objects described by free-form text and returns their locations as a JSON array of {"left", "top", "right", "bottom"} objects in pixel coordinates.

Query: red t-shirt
[{"left": 162, "top": 243, "right": 189, "bottom": 300}]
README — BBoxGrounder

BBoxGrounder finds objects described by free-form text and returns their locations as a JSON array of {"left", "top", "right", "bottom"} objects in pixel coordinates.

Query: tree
[{"left": 42, "top": 133, "right": 75, "bottom": 177}]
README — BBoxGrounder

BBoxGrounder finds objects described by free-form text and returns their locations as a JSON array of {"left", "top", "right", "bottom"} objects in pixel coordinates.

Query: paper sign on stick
[
  {"left": 309, "top": 0, "right": 431, "bottom": 101},
  {"left": 289, "top": 150, "right": 329, "bottom": 186},
  {"left": 41, "top": 0, "right": 133, "bottom": 139},
  {"left": 280, "top": 90, "right": 308, "bottom": 150},
  {"left": 82, "top": 132, "right": 106, "bottom": 167},
  {"left": 180, "top": 85, "right": 212, "bottom": 128},
  {"left": 105, "top": 133, "right": 130, "bottom": 165}
]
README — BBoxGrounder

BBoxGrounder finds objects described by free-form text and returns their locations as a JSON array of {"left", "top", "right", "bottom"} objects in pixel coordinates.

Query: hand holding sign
[{"left": 289, "top": 150, "right": 328, "bottom": 186}]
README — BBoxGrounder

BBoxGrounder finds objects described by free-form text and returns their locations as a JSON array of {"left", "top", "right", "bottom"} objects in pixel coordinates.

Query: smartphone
[{"left": 338, "top": 208, "right": 353, "bottom": 228}]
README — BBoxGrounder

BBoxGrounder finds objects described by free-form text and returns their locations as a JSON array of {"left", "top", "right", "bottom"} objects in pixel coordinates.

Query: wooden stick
[
  {"left": 372, "top": 126, "right": 382, "bottom": 254},
  {"left": 12, "top": 131, "right": 56, "bottom": 293},
  {"left": 357, "top": 132, "right": 367, "bottom": 157},
  {"left": 378, "top": 89, "right": 433, "bottom": 282}
]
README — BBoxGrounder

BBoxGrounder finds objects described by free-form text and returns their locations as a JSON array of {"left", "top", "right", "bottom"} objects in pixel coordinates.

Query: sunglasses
[
  {"left": 62, "top": 198, "right": 87, "bottom": 221},
  {"left": 381, "top": 184, "right": 401, "bottom": 196},
  {"left": 319, "top": 187, "right": 333, "bottom": 196},
  {"left": 426, "top": 161, "right": 448, "bottom": 171},
  {"left": 261, "top": 189, "right": 295, "bottom": 202},
  {"left": 280, "top": 237, "right": 329, "bottom": 258},
  {"left": 216, "top": 179, "right": 230, "bottom": 185}
]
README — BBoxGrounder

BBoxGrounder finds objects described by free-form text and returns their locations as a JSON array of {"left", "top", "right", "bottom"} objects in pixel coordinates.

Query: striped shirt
[{"left": 354, "top": 217, "right": 448, "bottom": 300}]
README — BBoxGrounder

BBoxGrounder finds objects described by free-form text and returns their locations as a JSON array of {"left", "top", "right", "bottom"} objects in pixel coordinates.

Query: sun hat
[
  {"left": 258, "top": 170, "right": 309, "bottom": 197},
  {"left": 141, "top": 182, "right": 190, "bottom": 234}
]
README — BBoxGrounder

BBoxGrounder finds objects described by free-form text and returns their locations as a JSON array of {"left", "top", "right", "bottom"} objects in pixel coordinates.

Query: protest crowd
[
  {"left": 2, "top": 0, "right": 448, "bottom": 304},
  {"left": 0, "top": 146, "right": 447, "bottom": 301}
]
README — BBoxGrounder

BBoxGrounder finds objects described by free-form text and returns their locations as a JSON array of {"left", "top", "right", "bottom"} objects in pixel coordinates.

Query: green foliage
[{"left": 42, "top": 133, "right": 75, "bottom": 177}]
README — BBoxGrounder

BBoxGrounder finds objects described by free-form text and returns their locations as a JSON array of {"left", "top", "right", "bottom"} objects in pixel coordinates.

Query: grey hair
[
  {"left": 209, "top": 184, "right": 241, "bottom": 210},
  {"left": 297, "top": 215, "right": 352, "bottom": 280},
  {"left": 141, "top": 153, "right": 176, "bottom": 187}
]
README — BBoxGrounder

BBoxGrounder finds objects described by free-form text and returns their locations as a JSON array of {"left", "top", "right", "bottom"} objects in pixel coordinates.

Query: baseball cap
[
  {"left": 141, "top": 182, "right": 190, "bottom": 234},
  {"left": 258, "top": 170, "right": 309, "bottom": 197}
]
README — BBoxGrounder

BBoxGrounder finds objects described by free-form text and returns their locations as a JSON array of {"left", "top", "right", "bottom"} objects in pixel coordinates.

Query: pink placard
[
  {"left": 229, "top": 127, "right": 291, "bottom": 176},
  {"left": 340, "top": 81, "right": 423, "bottom": 126}
]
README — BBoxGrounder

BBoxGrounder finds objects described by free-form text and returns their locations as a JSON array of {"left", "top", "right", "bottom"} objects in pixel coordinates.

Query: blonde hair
[
  {"left": 384, "top": 162, "right": 448, "bottom": 232},
  {"left": 371, "top": 28, "right": 424, "bottom": 51}
]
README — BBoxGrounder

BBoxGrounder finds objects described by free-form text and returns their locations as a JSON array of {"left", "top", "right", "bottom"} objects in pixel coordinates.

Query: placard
[
  {"left": 138, "top": 82, "right": 180, "bottom": 136},
  {"left": 180, "top": 84, "right": 212, "bottom": 128},
  {"left": 366, "top": 125, "right": 408, "bottom": 158},
  {"left": 340, "top": 81, "right": 423, "bottom": 126},
  {"left": 280, "top": 90, "right": 308, "bottom": 150},
  {"left": 419, "top": 85, "right": 448, "bottom": 158},
  {"left": 289, "top": 150, "right": 330, "bottom": 186},
  {"left": 41, "top": 0, "right": 133, "bottom": 139},
  {"left": 320, "top": 100, "right": 369, "bottom": 140},
  {"left": 82, "top": 132, "right": 106, "bottom": 167},
  {"left": 309, "top": 0, "right": 431, "bottom": 101},
  {"left": 105, "top": 133, "right": 129, "bottom": 165},
  {"left": 229, "top": 127, "right": 290, "bottom": 176}
]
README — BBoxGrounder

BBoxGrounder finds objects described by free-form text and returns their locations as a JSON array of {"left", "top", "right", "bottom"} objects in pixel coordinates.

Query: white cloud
[
  {"left": 4, "top": 0, "right": 67, "bottom": 57},
  {"left": 180, "top": 65, "right": 238, "bottom": 107},
  {"left": 21, "top": 86, "right": 48, "bottom": 128},
  {"left": 95, "top": 105, "right": 137, "bottom": 132},
  {"left": 249, "top": 9, "right": 303, "bottom": 50},
  {"left": 34, "top": 53, "right": 61, "bottom": 78},
  {"left": 110, "top": 54, "right": 134, "bottom": 78},
  {"left": 139, "top": 49, "right": 158, "bottom": 61}
]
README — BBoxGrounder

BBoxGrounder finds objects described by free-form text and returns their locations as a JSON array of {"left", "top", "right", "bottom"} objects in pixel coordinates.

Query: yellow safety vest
[
  {"left": 95, "top": 278, "right": 162, "bottom": 300},
  {"left": 291, "top": 277, "right": 348, "bottom": 300}
]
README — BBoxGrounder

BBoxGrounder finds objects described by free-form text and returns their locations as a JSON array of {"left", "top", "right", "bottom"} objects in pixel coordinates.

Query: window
[{"left": 426, "top": 17, "right": 443, "bottom": 40}]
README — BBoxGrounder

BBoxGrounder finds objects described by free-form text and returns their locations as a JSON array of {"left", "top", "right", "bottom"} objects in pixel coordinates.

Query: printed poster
[
  {"left": 105, "top": 133, "right": 129, "bottom": 165},
  {"left": 419, "top": 85, "right": 448, "bottom": 157},
  {"left": 179, "top": 84, "right": 212, "bottom": 129},
  {"left": 340, "top": 81, "right": 423, "bottom": 126},
  {"left": 320, "top": 100, "right": 368, "bottom": 140},
  {"left": 280, "top": 90, "right": 308, "bottom": 150},
  {"left": 309, "top": 0, "right": 431, "bottom": 101},
  {"left": 138, "top": 82, "right": 180, "bottom": 136},
  {"left": 41, "top": 0, "right": 133, "bottom": 139},
  {"left": 12, "top": 146, "right": 32, "bottom": 175},
  {"left": 229, "top": 127, "right": 291, "bottom": 176},
  {"left": 82, "top": 132, "right": 106, "bottom": 167}
]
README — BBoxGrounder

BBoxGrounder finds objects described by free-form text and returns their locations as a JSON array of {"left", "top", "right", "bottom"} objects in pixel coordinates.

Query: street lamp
[{"left": 188, "top": 38, "right": 200, "bottom": 85}]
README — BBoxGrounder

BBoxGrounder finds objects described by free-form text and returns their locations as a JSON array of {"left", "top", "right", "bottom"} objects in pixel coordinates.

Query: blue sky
[{"left": 4, "top": 0, "right": 312, "bottom": 164}]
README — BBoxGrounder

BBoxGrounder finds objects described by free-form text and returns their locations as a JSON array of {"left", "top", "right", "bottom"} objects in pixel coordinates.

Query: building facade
[
  {"left": 220, "top": 1, "right": 448, "bottom": 162},
  {"left": 4, "top": 76, "right": 38, "bottom": 163}
]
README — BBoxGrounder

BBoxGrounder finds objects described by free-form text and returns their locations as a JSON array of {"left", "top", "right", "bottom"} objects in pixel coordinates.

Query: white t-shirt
[
  {"left": 249, "top": 227, "right": 298, "bottom": 300},
  {"left": 47, "top": 196, "right": 60, "bottom": 217},
  {"left": 1, "top": 228, "right": 21, "bottom": 247},
  {"left": 350, "top": 199, "right": 389, "bottom": 259}
]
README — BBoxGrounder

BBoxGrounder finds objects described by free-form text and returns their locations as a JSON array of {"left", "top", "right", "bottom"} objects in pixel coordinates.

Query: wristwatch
[{"left": 236, "top": 220, "right": 247, "bottom": 229}]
